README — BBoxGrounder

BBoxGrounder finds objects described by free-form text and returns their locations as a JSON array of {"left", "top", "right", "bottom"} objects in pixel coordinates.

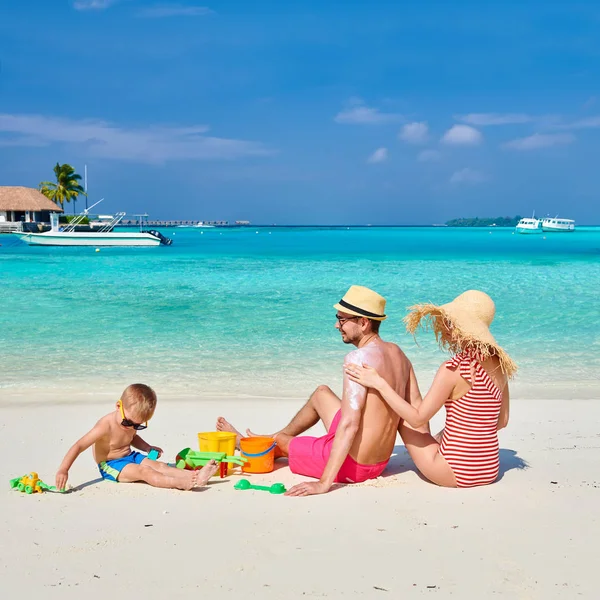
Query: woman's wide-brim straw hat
[
  {"left": 404, "top": 290, "right": 517, "bottom": 377},
  {"left": 334, "top": 285, "right": 387, "bottom": 321}
]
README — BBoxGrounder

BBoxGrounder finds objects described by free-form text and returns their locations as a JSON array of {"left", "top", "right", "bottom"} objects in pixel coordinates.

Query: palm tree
[{"left": 39, "top": 163, "right": 87, "bottom": 214}]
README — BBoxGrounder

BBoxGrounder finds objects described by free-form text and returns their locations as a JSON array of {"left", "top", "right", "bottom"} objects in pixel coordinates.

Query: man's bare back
[{"left": 344, "top": 338, "right": 417, "bottom": 464}]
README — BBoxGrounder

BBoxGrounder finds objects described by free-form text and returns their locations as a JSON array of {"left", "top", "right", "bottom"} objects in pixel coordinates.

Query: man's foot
[
  {"left": 193, "top": 460, "right": 219, "bottom": 487},
  {"left": 216, "top": 417, "right": 244, "bottom": 449}
]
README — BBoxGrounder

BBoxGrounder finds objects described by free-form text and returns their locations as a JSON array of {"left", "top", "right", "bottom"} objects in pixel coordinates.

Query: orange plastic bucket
[{"left": 239, "top": 436, "right": 276, "bottom": 474}]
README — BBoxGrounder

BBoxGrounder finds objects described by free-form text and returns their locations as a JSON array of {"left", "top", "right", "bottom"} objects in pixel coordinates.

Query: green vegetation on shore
[
  {"left": 39, "top": 163, "right": 87, "bottom": 213},
  {"left": 446, "top": 216, "right": 522, "bottom": 227}
]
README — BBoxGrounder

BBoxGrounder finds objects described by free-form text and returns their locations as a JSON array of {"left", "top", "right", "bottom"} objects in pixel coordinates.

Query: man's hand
[
  {"left": 285, "top": 480, "right": 330, "bottom": 497},
  {"left": 55, "top": 469, "right": 68, "bottom": 491}
]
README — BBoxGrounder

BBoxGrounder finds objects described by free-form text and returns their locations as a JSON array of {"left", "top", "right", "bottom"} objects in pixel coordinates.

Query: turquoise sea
[{"left": 1, "top": 226, "right": 599, "bottom": 400}]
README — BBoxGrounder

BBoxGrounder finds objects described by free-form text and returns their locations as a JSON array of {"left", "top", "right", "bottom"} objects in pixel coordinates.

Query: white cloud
[
  {"left": 0, "top": 114, "right": 273, "bottom": 163},
  {"left": 335, "top": 100, "right": 403, "bottom": 125},
  {"left": 73, "top": 0, "right": 121, "bottom": 10},
  {"left": 367, "top": 147, "right": 388, "bottom": 164},
  {"left": 556, "top": 116, "right": 600, "bottom": 130},
  {"left": 457, "top": 113, "right": 533, "bottom": 126},
  {"left": 417, "top": 149, "right": 441, "bottom": 162},
  {"left": 138, "top": 4, "right": 213, "bottom": 18},
  {"left": 441, "top": 125, "right": 483, "bottom": 146},
  {"left": 503, "top": 133, "right": 575, "bottom": 150},
  {"left": 449, "top": 167, "right": 486, "bottom": 184},
  {"left": 399, "top": 121, "right": 429, "bottom": 144}
]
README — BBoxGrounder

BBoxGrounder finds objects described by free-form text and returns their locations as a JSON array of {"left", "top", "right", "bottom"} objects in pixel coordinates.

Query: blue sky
[{"left": 1, "top": 1, "right": 600, "bottom": 224}]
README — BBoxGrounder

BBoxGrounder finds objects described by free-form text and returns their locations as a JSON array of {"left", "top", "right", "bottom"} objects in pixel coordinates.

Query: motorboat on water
[
  {"left": 515, "top": 216, "right": 542, "bottom": 234},
  {"left": 541, "top": 217, "right": 575, "bottom": 232},
  {"left": 12, "top": 201, "right": 172, "bottom": 247},
  {"left": 176, "top": 221, "right": 215, "bottom": 228}
]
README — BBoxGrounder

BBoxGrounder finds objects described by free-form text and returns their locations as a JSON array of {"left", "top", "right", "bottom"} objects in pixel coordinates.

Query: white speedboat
[
  {"left": 542, "top": 217, "right": 575, "bottom": 232},
  {"left": 515, "top": 216, "right": 542, "bottom": 234},
  {"left": 13, "top": 204, "right": 172, "bottom": 247}
]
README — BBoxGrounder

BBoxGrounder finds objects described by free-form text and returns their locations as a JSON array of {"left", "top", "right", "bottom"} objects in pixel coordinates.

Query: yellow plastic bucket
[
  {"left": 240, "top": 436, "right": 276, "bottom": 474},
  {"left": 197, "top": 432, "right": 237, "bottom": 474}
]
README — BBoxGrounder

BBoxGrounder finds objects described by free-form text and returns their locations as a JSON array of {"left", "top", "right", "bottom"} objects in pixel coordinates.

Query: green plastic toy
[
  {"left": 175, "top": 448, "right": 248, "bottom": 478},
  {"left": 9, "top": 472, "right": 62, "bottom": 494},
  {"left": 234, "top": 479, "right": 286, "bottom": 494}
]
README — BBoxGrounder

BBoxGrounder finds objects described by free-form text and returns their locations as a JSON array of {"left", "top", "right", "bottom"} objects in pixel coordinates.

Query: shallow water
[{"left": 1, "top": 226, "right": 599, "bottom": 399}]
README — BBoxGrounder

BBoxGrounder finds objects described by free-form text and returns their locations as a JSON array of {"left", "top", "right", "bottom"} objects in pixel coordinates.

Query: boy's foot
[
  {"left": 216, "top": 417, "right": 244, "bottom": 449},
  {"left": 193, "top": 460, "right": 219, "bottom": 487}
]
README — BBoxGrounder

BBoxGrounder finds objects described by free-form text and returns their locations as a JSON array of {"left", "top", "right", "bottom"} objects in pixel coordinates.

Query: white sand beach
[{"left": 1, "top": 394, "right": 597, "bottom": 599}]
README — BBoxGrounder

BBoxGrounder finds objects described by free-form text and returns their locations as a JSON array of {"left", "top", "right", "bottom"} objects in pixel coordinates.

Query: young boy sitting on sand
[{"left": 55, "top": 383, "right": 218, "bottom": 491}]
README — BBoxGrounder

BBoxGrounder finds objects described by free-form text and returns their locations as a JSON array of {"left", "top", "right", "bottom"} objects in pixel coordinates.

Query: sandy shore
[{"left": 1, "top": 395, "right": 597, "bottom": 598}]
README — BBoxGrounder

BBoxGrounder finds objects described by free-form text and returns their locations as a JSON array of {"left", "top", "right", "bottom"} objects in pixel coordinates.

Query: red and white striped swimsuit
[{"left": 439, "top": 352, "right": 503, "bottom": 488}]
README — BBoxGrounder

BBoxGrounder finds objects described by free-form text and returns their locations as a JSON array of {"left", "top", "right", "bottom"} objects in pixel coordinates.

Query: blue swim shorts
[{"left": 98, "top": 451, "right": 146, "bottom": 482}]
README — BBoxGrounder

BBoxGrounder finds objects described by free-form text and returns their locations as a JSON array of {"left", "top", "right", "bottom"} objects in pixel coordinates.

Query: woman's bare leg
[{"left": 397, "top": 425, "right": 458, "bottom": 488}]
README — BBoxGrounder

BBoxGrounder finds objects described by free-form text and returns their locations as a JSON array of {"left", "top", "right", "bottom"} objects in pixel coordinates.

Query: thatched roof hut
[{"left": 0, "top": 186, "right": 63, "bottom": 213}]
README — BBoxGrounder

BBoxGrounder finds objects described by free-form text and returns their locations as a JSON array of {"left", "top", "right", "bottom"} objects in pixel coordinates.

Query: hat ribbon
[{"left": 338, "top": 299, "right": 384, "bottom": 319}]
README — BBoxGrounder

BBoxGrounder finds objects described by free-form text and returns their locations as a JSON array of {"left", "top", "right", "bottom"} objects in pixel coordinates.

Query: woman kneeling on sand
[{"left": 344, "top": 290, "right": 516, "bottom": 488}]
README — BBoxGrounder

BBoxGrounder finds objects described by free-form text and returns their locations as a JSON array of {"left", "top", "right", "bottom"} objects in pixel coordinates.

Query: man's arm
[{"left": 285, "top": 353, "right": 366, "bottom": 497}]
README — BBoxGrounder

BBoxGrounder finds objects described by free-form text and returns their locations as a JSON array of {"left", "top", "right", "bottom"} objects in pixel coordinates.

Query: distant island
[{"left": 445, "top": 216, "right": 522, "bottom": 227}]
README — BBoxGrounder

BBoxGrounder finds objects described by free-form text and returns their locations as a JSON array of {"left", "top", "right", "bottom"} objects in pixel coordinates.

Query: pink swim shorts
[{"left": 288, "top": 410, "right": 389, "bottom": 484}]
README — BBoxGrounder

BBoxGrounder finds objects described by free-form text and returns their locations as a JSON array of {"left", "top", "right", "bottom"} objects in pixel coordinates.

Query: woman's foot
[{"left": 216, "top": 417, "right": 244, "bottom": 449}]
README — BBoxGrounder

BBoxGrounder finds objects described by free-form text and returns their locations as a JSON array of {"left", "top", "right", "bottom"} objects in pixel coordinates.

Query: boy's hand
[
  {"left": 149, "top": 446, "right": 163, "bottom": 458},
  {"left": 56, "top": 469, "right": 68, "bottom": 491}
]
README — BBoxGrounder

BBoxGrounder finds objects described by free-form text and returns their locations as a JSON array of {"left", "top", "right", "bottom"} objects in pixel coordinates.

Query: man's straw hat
[
  {"left": 404, "top": 290, "right": 517, "bottom": 377},
  {"left": 334, "top": 285, "right": 387, "bottom": 321}
]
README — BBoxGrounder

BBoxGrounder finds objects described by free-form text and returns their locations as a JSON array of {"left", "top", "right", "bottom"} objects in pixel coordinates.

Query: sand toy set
[
  {"left": 9, "top": 472, "right": 61, "bottom": 494},
  {"left": 175, "top": 431, "right": 285, "bottom": 492},
  {"left": 9, "top": 432, "right": 286, "bottom": 495}
]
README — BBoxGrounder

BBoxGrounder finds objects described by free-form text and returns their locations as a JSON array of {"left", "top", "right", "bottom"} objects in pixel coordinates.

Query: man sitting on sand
[{"left": 217, "top": 285, "right": 426, "bottom": 497}]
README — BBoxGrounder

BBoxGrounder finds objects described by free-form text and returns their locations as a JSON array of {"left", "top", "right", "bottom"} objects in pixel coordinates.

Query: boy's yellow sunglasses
[{"left": 118, "top": 401, "right": 148, "bottom": 431}]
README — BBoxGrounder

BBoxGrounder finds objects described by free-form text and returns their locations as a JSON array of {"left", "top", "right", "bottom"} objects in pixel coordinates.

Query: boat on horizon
[
  {"left": 12, "top": 201, "right": 172, "bottom": 247},
  {"left": 515, "top": 214, "right": 542, "bottom": 234},
  {"left": 542, "top": 216, "right": 575, "bottom": 232}
]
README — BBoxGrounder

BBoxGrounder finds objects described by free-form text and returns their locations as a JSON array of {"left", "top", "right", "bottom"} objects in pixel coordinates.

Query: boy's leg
[
  {"left": 119, "top": 460, "right": 218, "bottom": 489},
  {"left": 141, "top": 459, "right": 217, "bottom": 483}
]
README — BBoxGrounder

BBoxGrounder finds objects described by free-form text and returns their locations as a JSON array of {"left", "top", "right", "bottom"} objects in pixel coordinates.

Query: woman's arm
[
  {"left": 497, "top": 382, "right": 510, "bottom": 430},
  {"left": 345, "top": 363, "right": 456, "bottom": 428}
]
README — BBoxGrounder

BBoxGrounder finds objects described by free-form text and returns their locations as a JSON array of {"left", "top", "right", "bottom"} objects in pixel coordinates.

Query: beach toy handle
[{"left": 241, "top": 442, "right": 277, "bottom": 458}]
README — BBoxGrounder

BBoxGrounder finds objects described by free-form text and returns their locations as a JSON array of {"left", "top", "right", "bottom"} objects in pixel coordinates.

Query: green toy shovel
[{"left": 234, "top": 478, "right": 286, "bottom": 494}]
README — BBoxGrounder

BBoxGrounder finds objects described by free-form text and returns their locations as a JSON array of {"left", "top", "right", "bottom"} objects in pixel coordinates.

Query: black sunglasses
[
  {"left": 119, "top": 402, "right": 148, "bottom": 430},
  {"left": 336, "top": 314, "right": 360, "bottom": 325}
]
